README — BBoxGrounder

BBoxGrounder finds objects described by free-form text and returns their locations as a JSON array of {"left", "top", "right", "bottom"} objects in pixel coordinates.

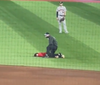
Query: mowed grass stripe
[
  {"left": 85, "top": 3, "right": 100, "bottom": 9},
  {"left": 0, "top": 20, "right": 38, "bottom": 58},
  {"left": 0, "top": 1, "right": 48, "bottom": 52}
]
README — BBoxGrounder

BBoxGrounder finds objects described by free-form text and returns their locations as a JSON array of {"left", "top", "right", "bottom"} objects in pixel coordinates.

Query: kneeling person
[{"left": 44, "top": 32, "right": 58, "bottom": 58}]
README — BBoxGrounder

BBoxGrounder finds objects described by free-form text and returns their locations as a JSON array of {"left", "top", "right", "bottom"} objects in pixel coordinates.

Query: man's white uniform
[{"left": 56, "top": 2, "right": 68, "bottom": 33}]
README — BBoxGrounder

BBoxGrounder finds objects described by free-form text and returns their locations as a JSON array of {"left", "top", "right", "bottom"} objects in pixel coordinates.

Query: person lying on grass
[{"left": 33, "top": 52, "right": 65, "bottom": 58}]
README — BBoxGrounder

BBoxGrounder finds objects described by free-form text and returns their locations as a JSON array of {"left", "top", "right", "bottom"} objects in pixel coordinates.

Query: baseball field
[{"left": 0, "top": 0, "right": 100, "bottom": 85}]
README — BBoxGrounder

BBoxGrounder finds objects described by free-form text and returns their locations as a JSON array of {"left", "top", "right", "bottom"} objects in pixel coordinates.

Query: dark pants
[{"left": 46, "top": 45, "right": 57, "bottom": 58}]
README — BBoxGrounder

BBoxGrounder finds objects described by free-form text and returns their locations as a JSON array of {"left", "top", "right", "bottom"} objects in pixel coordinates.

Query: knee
[
  {"left": 58, "top": 21, "right": 61, "bottom": 25},
  {"left": 63, "top": 22, "right": 66, "bottom": 25}
]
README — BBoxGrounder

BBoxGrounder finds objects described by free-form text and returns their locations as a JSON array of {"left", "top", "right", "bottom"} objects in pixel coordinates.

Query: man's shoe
[
  {"left": 65, "top": 31, "right": 69, "bottom": 33},
  {"left": 59, "top": 52, "right": 62, "bottom": 58}
]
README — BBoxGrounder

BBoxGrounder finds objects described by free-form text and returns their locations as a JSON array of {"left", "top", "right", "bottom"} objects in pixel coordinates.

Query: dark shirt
[{"left": 48, "top": 36, "right": 57, "bottom": 46}]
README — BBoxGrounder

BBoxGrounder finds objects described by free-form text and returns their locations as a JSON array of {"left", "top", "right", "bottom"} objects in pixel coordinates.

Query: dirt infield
[{"left": 0, "top": 65, "right": 100, "bottom": 85}]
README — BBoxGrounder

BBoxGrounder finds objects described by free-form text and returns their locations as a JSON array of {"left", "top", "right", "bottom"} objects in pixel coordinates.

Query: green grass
[
  {"left": 0, "top": 1, "right": 100, "bottom": 71},
  {"left": 85, "top": 3, "right": 100, "bottom": 9}
]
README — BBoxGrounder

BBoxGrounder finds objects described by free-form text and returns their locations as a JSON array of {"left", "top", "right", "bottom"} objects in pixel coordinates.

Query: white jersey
[{"left": 56, "top": 6, "right": 67, "bottom": 16}]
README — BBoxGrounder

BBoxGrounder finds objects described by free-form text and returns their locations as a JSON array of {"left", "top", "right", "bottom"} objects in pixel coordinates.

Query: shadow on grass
[
  {"left": 0, "top": 1, "right": 100, "bottom": 63},
  {"left": 51, "top": 2, "right": 100, "bottom": 26}
]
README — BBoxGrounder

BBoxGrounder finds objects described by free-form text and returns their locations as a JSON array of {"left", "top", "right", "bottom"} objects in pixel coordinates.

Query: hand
[{"left": 56, "top": 18, "right": 59, "bottom": 20}]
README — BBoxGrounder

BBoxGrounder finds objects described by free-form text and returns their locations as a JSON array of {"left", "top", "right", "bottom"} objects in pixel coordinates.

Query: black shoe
[{"left": 59, "top": 53, "right": 62, "bottom": 58}]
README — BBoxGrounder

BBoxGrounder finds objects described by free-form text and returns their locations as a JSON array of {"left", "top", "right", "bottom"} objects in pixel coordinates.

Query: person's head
[
  {"left": 34, "top": 53, "right": 38, "bottom": 57},
  {"left": 44, "top": 32, "right": 50, "bottom": 38},
  {"left": 59, "top": 2, "right": 63, "bottom": 6}
]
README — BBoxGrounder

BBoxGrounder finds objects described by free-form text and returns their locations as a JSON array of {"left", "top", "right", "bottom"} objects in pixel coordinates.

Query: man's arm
[
  {"left": 56, "top": 7, "right": 59, "bottom": 20},
  {"left": 56, "top": 11, "right": 59, "bottom": 20},
  {"left": 64, "top": 11, "right": 66, "bottom": 16}
]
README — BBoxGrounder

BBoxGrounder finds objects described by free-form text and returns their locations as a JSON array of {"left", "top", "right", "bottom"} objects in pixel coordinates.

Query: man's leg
[
  {"left": 62, "top": 20, "right": 68, "bottom": 33},
  {"left": 58, "top": 20, "right": 62, "bottom": 33},
  {"left": 50, "top": 46, "right": 57, "bottom": 58},
  {"left": 50, "top": 49, "right": 55, "bottom": 57},
  {"left": 46, "top": 46, "right": 52, "bottom": 57}
]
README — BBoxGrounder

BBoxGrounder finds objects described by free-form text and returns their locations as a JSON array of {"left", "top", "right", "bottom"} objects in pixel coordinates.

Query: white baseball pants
[{"left": 58, "top": 16, "right": 68, "bottom": 33}]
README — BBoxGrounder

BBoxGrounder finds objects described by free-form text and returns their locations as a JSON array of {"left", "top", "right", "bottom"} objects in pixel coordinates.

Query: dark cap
[{"left": 44, "top": 32, "right": 50, "bottom": 35}]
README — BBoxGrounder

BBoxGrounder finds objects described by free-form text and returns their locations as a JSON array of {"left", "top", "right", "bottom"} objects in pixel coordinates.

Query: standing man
[
  {"left": 44, "top": 32, "right": 58, "bottom": 58},
  {"left": 56, "top": 2, "right": 68, "bottom": 33}
]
